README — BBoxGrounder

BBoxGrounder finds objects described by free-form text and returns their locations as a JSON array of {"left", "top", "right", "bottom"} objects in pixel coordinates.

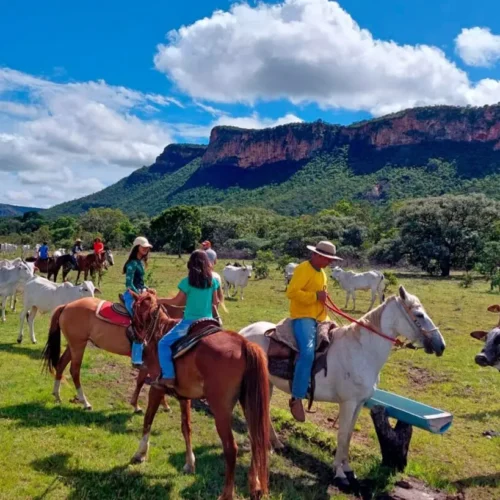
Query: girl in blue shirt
[{"left": 155, "top": 250, "right": 220, "bottom": 389}]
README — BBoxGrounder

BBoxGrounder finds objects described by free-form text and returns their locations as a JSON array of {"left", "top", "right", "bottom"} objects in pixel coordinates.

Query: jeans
[
  {"left": 158, "top": 319, "right": 194, "bottom": 379},
  {"left": 291, "top": 318, "right": 317, "bottom": 399},
  {"left": 122, "top": 290, "right": 135, "bottom": 316}
]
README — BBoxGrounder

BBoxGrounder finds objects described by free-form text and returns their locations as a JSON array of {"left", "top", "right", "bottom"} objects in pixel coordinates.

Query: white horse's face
[
  {"left": 106, "top": 250, "right": 114, "bottom": 266},
  {"left": 394, "top": 286, "right": 446, "bottom": 357}
]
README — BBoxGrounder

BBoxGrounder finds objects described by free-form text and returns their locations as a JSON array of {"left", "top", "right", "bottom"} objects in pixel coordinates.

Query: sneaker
[{"left": 289, "top": 398, "right": 305, "bottom": 422}]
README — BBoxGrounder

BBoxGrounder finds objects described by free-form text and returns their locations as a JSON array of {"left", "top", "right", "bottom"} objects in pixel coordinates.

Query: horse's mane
[{"left": 331, "top": 294, "right": 415, "bottom": 341}]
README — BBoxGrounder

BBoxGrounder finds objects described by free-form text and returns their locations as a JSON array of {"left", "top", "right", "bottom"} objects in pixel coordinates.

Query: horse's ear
[
  {"left": 487, "top": 304, "right": 500, "bottom": 313},
  {"left": 94, "top": 288, "right": 102, "bottom": 295},
  {"left": 470, "top": 330, "right": 488, "bottom": 342},
  {"left": 129, "top": 289, "right": 139, "bottom": 300},
  {"left": 399, "top": 285, "right": 407, "bottom": 301}
]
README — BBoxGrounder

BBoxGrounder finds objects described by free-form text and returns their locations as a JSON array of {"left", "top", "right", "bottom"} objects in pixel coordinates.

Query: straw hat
[
  {"left": 306, "top": 241, "right": 342, "bottom": 260},
  {"left": 133, "top": 236, "right": 153, "bottom": 249}
]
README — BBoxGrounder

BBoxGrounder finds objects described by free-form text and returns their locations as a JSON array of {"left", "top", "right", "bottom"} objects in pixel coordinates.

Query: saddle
[
  {"left": 264, "top": 318, "right": 337, "bottom": 409},
  {"left": 171, "top": 318, "right": 222, "bottom": 360},
  {"left": 95, "top": 300, "right": 132, "bottom": 328}
]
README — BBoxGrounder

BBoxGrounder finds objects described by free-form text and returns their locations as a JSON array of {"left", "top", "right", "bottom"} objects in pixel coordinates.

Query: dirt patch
[
  {"left": 406, "top": 364, "right": 447, "bottom": 388},
  {"left": 379, "top": 479, "right": 463, "bottom": 500}
]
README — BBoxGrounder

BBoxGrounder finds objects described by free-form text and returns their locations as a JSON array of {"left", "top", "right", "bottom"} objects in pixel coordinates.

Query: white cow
[
  {"left": 0, "top": 262, "right": 35, "bottom": 321},
  {"left": 222, "top": 265, "right": 252, "bottom": 300},
  {"left": 18, "top": 278, "right": 100, "bottom": 344},
  {"left": 1, "top": 260, "right": 37, "bottom": 312},
  {"left": 284, "top": 262, "right": 298, "bottom": 289},
  {"left": 331, "top": 266, "right": 385, "bottom": 311}
]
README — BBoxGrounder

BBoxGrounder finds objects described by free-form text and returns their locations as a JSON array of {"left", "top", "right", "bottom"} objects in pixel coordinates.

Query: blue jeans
[
  {"left": 291, "top": 318, "right": 317, "bottom": 399},
  {"left": 158, "top": 319, "right": 193, "bottom": 379},
  {"left": 122, "top": 290, "right": 135, "bottom": 316}
]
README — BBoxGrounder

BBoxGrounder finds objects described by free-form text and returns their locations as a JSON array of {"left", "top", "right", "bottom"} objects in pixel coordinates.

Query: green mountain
[
  {"left": 0, "top": 204, "right": 42, "bottom": 217},
  {"left": 46, "top": 104, "right": 500, "bottom": 217}
]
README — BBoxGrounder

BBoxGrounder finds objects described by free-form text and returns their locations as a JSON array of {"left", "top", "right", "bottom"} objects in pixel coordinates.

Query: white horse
[{"left": 239, "top": 286, "right": 446, "bottom": 486}]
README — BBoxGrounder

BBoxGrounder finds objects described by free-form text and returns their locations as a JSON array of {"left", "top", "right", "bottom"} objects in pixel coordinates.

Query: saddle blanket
[{"left": 95, "top": 300, "right": 131, "bottom": 327}]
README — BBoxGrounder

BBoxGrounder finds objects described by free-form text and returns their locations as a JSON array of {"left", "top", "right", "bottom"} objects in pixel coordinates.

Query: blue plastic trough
[{"left": 364, "top": 389, "right": 453, "bottom": 435}]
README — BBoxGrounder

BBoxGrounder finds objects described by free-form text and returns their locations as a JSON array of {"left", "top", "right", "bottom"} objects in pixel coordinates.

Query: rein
[{"left": 325, "top": 295, "right": 403, "bottom": 347}]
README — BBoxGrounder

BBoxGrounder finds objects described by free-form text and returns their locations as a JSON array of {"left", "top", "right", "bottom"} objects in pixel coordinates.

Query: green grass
[{"left": 0, "top": 254, "right": 499, "bottom": 499}]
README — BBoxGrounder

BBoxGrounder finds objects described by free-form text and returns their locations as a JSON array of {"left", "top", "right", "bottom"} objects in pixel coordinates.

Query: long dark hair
[
  {"left": 188, "top": 250, "right": 212, "bottom": 289},
  {"left": 122, "top": 245, "right": 149, "bottom": 274}
]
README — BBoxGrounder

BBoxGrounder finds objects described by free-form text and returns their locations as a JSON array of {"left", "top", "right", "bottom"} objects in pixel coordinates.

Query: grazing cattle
[
  {"left": 223, "top": 264, "right": 252, "bottom": 300},
  {"left": 18, "top": 278, "right": 100, "bottom": 344},
  {"left": 0, "top": 260, "right": 37, "bottom": 312},
  {"left": 0, "top": 243, "right": 17, "bottom": 253},
  {"left": 331, "top": 266, "right": 385, "bottom": 311},
  {"left": 471, "top": 305, "right": 500, "bottom": 371},
  {"left": 0, "top": 262, "right": 35, "bottom": 321},
  {"left": 284, "top": 262, "right": 298, "bottom": 289}
]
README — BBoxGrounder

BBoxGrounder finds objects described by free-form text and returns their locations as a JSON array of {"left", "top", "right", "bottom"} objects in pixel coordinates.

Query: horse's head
[
  {"left": 130, "top": 289, "right": 159, "bottom": 341},
  {"left": 105, "top": 249, "right": 114, "bottom": 266},
  {"left": 471, "top": 305, "right": 500, "bottom": 371},
  {"left": 393, "top": 286, "right": 446, "bottom": 357}
]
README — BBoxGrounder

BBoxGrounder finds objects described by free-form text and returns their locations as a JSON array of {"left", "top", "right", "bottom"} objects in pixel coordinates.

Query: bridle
[
  {"left": 325, "top": 294, "right": 438, "bottom": 349},
  {"left": 133, "top": 299, "right": 169, "bottom": 346},
  {"left": 396, "top": 298, "right": 440, "bottom": 340}
]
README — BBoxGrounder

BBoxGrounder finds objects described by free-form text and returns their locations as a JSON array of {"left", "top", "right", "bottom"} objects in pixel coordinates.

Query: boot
[
  {"left": 289, "top": 398, "right": 305, "bottom": 422},
  {"left": 152, "top": 377, "right": 176, "bottom": 389}
]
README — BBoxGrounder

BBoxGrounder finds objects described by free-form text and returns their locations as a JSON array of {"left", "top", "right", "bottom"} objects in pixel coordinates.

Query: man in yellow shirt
[{"left": 286, "top": 240, "right": 342, "bottom": 422}]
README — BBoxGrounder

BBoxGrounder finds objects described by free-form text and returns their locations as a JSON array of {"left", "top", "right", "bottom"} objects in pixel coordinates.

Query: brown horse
[
  {"left": 129, "top": 290, "right": 270, "bottom": 500},
  {"left": 32, "top": 257, "right": 58, "bottom": 280},
  {"left": 75, "top": 250, "right": 114, "bottom": 285},
  {"left": 41, "top": 296, "right": 183, "bottom": 413}
]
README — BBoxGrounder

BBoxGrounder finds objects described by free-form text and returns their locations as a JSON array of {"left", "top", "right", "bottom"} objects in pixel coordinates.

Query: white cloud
[
  {"left": 6, "top": 190, "right": 34, "bottom": 203},
  {"left": 0, "top": 67, "right": 178, "bottom": 206},
  {"left": 155, "top": 0, "right": 500, "bottom": 114},
  {"left": 456, "top": 27, "right": 500, "bottom": 67},
  {"left": 174, "top": 112, "right": 302, "bottom": 140}
]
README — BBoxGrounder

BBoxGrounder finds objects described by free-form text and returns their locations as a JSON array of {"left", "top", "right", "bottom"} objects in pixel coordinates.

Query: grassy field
[{"left": 0, "top": 253, "right": 499, "bottom": 499}]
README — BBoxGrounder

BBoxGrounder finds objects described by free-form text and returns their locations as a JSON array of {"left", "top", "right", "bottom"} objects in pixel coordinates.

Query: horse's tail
[
  {"left": 241, "top": 341, "right": 270, "bottom": 495},
  {"left": 42, "top": 305, "right": 66, "bottom": 373}
]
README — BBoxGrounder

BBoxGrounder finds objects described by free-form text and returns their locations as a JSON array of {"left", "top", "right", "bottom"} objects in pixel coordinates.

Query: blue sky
[{"left": 2, "top": 0, "right": 500, "bottom": 207}]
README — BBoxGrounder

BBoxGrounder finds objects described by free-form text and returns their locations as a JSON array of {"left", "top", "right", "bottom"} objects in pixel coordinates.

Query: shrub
[{"left": 459, "top": 274, "right": 474, "bottom": 288}]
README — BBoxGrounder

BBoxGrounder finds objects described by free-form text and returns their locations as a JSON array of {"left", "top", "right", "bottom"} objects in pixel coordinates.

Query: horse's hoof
[
  {"left": 183, "top": 463, "right": 195, "bottom": 474},
  {"left": 17, "top": 338, "right": 22, "bottom": 344},
  {"left": 134, "top": 408, "right": 144, "bottom": 415},
  {"left": 162, "top": 406, "right": 171, "bottom": 413},
  {"left": 332, "top": 476, "right": 351, "bottom": 492},
  {"left": 131, "top": 454, "right": 146, "bottom": 465},
  {"left": 32, "top": 340, "right": 37, "bottom": 345},
  {"left": 345, "top": 471, "right": 357, "bottom": 483},
  {"left": 84, "top": 406, "right": 92, "bottom": 411},
  {"left": 250, "top": 492, "right": 263, "bottom": 500}
]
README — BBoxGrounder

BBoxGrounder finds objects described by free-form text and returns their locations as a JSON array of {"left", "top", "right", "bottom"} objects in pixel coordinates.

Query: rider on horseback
[
  {"left": 93, "top": 237, "right": 104, "bottom": 256},
  {"left": 286, "top": 240, "right": 342, "bottom": 422},
  {"left": 122, "top": 236, "right": 153, "bottom": 367},
  {"left": 71, "top": 238, "right": 83, "bottom": 269},
  {"left": 38, "top": 241, "right": 49, "bottom": 261},
  {"left": 154, "top": 250, "right": 220, "bottom": 389}
]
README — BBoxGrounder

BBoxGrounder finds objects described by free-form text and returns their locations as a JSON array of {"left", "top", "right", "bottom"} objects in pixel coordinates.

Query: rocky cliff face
[
  {"left": 150, "top": 143, "right": 207, "bottom": 174},
  {"left": 201, "top": 105, "right": 500, "bottom": 170}
]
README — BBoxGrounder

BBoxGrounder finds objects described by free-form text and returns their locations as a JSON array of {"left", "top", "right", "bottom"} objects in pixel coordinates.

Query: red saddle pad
[{"left": 95, "top": 300, "right": 132, "bottom": 327}]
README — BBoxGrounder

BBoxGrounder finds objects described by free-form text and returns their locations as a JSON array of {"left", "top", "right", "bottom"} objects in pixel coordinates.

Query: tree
[
  {"left": 79, "top": 208, "right": 129, "bottom": 242},
  {"left": 476, "top": 241, "right": 500, "bottom": 278},
  {"left": 150, "top": 206, "right": 201, "bottom": 254},
  {"left": 397, "top": 195, "right": 500, "bottom": 276}
]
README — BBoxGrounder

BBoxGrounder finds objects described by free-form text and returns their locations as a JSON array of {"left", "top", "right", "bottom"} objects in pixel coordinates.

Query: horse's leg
[
  {"left": 131, "top": 386, "right": 164, "bottom": 463},
  {"left": 27, "top": 305, "right": 38, "bottom": 344},
  {"left": 333, "top": 400, "right": 359, "bottom": 485},
  {"left": 341, "top": 401, "right": 364, "bottom": 477},
  {"left": 18, "top": 307, "right": 27, "bottom": 343},
  {"left": 268, "top": 384, "right": 284, "bottom": 450},
  {"left": 68, "top": 345, "right": 92, "bottom": 410},
  {"left": 53, "top": 347, "right": 71, "bottom": 403},
  {"left": 206, "top": 395, "right": 238, "bottom": 500},
  {"left": 131, "top": 367, "right": 147, "bottom": 414},
  {"left": 75, "top": 269, "right": 81, "bottom": 284},
  {"left": 352, "top": 291, "right": 356, "bottom": 311},
  {"left": 180, "top": 399, "right": 196, "bottom": 474}
]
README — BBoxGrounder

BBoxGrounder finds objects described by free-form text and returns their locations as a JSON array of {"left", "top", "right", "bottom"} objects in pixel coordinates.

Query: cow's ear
[{"left": 470, "top": 331, "right": 488, "bottom": 341}]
